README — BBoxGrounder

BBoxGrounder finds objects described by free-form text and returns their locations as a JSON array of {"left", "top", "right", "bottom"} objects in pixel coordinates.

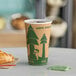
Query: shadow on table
[{"left": 17, "top": 61, "right": 29, "bottom": 66}]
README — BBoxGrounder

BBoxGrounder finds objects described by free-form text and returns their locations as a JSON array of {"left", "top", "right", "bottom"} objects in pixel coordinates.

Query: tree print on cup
[
  {"left": 40, "top": 34, "right": 47, "bottom": 58},
  {"left": 27, "top": 25, "right": 39, "bottom": 64},
  {"left": 38, "top": 34, "right": 48, "bottom": 64},
  {"left": 27, "top": 25, "right": 48, "bottom": 65}
]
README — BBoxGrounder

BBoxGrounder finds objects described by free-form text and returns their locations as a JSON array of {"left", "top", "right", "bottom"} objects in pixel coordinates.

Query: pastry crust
[{"left": 0, "top": 50, "right": 14, "bottom": 64}]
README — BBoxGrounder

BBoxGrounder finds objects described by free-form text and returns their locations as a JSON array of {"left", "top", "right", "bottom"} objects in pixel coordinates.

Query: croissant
[{"left": 0, "top": 50, "right": 14, "bottom": 64}]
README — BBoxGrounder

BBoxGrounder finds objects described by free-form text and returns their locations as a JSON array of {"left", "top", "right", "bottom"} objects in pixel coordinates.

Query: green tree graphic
[
  {"left": 27, "top": 25, "right": 39, "bottom": 64},
  {"left": 38, "top": 34, "right": 48, "bottom": 65},
  {"left": 40, "top": 34, "right": 47, "bottom": 58}
]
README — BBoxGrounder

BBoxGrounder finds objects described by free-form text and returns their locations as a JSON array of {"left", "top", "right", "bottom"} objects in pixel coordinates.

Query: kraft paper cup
[{"left": 25, "top": 19, "right": 52, "bottom": 65}]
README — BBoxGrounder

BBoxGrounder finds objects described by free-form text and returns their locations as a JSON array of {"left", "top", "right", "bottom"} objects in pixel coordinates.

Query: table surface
[{"left": 0, "top": 47, "right": 76, "bottom": 76}]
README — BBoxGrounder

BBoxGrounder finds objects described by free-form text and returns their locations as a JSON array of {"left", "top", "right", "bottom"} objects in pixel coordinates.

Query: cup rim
[{"left": 24, "top": 19, "right": 52, "bottom": 24}]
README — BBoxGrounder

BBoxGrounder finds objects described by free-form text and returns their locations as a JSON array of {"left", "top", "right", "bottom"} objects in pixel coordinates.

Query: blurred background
[{"left": 0, "top": 0, "right": 75, "bottom": 48}]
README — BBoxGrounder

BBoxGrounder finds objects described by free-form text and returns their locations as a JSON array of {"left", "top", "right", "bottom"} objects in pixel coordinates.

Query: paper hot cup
[{"left": 25, "top": 19, "right": 52, "bottom": 65}]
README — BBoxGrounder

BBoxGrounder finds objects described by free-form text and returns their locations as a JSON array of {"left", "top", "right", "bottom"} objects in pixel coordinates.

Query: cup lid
[{"left": 24, "top": 19, "right": 52, "bottom": 24}]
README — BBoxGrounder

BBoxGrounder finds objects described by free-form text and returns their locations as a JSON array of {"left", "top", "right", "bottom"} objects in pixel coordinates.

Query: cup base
[
  {"left": 28, "top": 58, "right": 48, "bottom": 65},
  {"left": 28, "top": 62, "right": 47, "bottom": 66}
]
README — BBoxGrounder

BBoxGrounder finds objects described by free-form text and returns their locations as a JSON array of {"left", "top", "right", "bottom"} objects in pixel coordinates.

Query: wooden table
[{"left": 0, "top": 47, "right": 76, "bottom": 76}]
